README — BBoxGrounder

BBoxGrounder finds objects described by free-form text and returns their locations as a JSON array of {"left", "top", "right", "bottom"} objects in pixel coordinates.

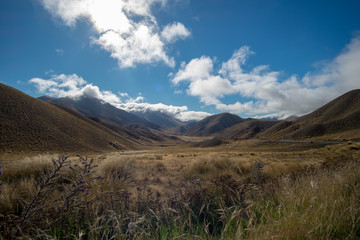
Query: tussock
[{"left": 0, "top": 145, "right": 359, "bottom": 239}]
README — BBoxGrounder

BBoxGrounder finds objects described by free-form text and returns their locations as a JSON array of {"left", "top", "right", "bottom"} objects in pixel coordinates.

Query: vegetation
[
  {"left": 1, "top": 84, "right": 360, "bottom": 238},
  {"left": 1, "top": 143, "right": 359, "bottom": 239}
]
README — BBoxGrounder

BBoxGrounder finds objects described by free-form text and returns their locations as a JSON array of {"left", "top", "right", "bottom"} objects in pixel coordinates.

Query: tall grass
[
  {"left": 0, "top": 151, "right": 359, "bottom": 239},
  {"left": 242, "top": 155, "right": 360, "bottom": 239}
]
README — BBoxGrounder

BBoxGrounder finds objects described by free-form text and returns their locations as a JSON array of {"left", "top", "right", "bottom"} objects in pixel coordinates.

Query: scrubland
[{"left": 0, "top": 141, "right": 360, "bottom": 239}]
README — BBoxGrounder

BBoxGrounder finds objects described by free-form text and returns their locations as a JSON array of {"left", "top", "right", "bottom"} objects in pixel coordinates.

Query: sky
[{"left": 1, "top": 0, "right": 360, "bottom": 121}]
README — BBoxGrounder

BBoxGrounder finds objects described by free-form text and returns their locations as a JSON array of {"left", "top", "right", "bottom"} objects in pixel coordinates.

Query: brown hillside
[
  {"left": 299, "top": 89, "right": 360, "bottom": 123},
  {"left": 0, "top": 83, "right": 139, "bottom": 153},
  {"left": 217, "top": 120, "right": 278, "bottom": 140},
  {"left": 41, "top": 99, "right": 177, "bottom": 145},
  {"left": 260, "top": 89, "right": 360, "bottom": 140},
  {"left": 184, "top": 113, "right": 248, "bottom": 136}
]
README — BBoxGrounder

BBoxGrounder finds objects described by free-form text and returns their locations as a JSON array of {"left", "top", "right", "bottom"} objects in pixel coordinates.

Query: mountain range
[
  {"left": 1, "top": 82, "right": 359, "bottom": 153},
  {"left": 39, "top": 95, "right": 161, "bottom": 130},
  {"left": 183, "top": 90, "right": 360, "bottom": 142},
  {"left": 259, "top": 89, "right": 360, "bottom": 140},
  {"left": 0, "top": 83, "right": 138, "bottom": 153},
  {"left": 0, "top": 83, "right": 180, "bottom": 153}
]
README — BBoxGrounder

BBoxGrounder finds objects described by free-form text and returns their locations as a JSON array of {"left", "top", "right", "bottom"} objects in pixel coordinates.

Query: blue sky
[{"left": 1, "top": 0, "right": 360, "bottom": 121}]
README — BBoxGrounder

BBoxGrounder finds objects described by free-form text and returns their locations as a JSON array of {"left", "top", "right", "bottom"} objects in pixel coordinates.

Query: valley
[
  {"left": 1, "top": 83, "right": 360, "bottom": 239},
  {"left": 2, "top": 1, "right": 360, "bottom": 238}
]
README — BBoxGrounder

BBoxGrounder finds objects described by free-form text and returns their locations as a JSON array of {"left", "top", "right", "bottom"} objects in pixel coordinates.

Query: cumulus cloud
[
  {"left": 170, "top": 37, "right": 360, "bottom": 118},
  {"left": 40, "top": 0, "right": 190, "bottom": 68},
  {"left": 161, "top": 22, "right": 190, "bottom": 43},
  {"left": 114, "top": 101, "right": 209, "bottom": 121},
  {"left": 29, "top": 73, "right": 209, "bottom": 121},
  {"left": 29, "top": 74, "right": 121, "bottom": 103}
]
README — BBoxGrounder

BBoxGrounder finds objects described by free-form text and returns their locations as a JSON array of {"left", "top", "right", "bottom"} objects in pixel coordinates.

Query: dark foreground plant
[
  {"left": 0, "top": 161, "right": 3, "bottom": 194},
  {"left": 0, "top": 155, "right": 99, "bottom": 238}
]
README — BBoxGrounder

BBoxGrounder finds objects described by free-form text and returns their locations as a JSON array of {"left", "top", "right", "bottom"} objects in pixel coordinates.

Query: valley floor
[{"left": 1, "top": 139, "right": 360, "bottom": 239}]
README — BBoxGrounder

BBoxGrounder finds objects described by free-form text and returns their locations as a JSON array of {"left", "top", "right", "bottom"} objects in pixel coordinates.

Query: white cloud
[
  {"left": 176, "top": 110, "right": 211, "bottom": 122},
  {"left": 219, "top": 46, "right": 254, "bottom": 77},
  {"left": 170, "top": 36, "right": 360, "bottom": 118},
  {"left": 40, "top": 0, "right": 190, "bottom": 68},
  {"left": 113, "top": 99, "right": 210, "bottom": 121},
  {"left": 161, "top": 22, "right": 190, "bottom": 43},
  {"left": 94, "top": 25, "right": 175, "bottom": 68},
  {"left": 172, "top": 56, "right": 214, "bottom": 84},
  {"left": 187, "top": 76, "right": 235, "bottom": 105},
  {"left": 29, "top": 73, "right": 209, "bottom": 121},
  {"left": 29, "top": 74, "right": 121, "bottom": 104}
]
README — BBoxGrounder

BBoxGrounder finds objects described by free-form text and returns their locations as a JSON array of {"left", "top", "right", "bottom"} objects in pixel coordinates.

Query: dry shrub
[{"left": 0, "top": 155, "right": 101, "bottom": 239}]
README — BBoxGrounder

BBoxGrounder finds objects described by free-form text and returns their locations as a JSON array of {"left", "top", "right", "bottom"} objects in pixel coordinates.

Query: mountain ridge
[
  {"left": 0, "top": 83, "right": 139, "bottom": 153},
  {"left": 39, "top": 95, "right": 161, "bottom": 130},
  {"left": 260, "top": 89, "right": 360, "bottom": 140},
  {"left": 184, "top": 112, "right": 250, "bottom": 136},
  {"left": 2, "top": 83, "right": 359, "bottom": 153}
]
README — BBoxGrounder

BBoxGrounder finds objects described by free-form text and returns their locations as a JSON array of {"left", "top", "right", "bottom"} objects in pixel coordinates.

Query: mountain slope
[
  {"left": 39, "top": 96, "right": 160, "bottom": 130},
  {"left": 0, "top": 83, "right": 139, "bottom": 153},
  {"left": 184, "top": 113, "right": 248, "bottom": 136},
  {"left": 132, "top": 111, "right": 183, "bottom": 129},
  {"left": 218, "top": 120, "right": 278, "bottom": 140},
  {"left": 260, "top": 89, "right": 360, "bottom": 140}
]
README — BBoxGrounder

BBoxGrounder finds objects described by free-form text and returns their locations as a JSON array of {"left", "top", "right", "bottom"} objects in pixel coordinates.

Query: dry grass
[
  {"left": 0, "top": 142, "right": 359, "bottom": 239},
  {"left": 243, "top": 155, "right": 360, "bottom": 239}
]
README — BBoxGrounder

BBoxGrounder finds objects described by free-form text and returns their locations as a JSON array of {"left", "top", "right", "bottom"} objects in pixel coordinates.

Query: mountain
[
  {"left": 260, "top": 89, "right": 360, "bottom": 140},
  {"left": 0, "top": 83, "right": 139, "bottom": 153},
  {"left": 39, "top": 96, "right": 181, "bottom": 145},
  {"left": 185, "top": 89, "right": 360, "bottom": 141},
  {"left": 39, "top": 96, "right": 160, "bottom": 130},
  {"left": 172, "top": 121, "right": 198, "bottom": 134},
  {"left": 184, "top": 113, "right": 249, "bottom": 136},
  {"left": 131, "top": 111, "right": 183, "bottom": 129},
  {"left": 217, "top": 120, "right": 278, "bottom": 140}
]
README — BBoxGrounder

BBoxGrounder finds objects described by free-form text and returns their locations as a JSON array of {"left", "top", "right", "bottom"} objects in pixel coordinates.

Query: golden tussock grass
[
  {"left": 244, "top": 155, "right": 360, "bottom": 239},
  {"left": 0, "top": 142, "right": 359, "bottom": 239}
]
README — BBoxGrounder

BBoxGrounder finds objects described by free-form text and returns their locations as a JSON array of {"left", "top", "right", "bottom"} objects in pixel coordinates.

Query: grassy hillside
[
  {"left": 0, "top": 83, "right": 138, "bottom": 154},
  {"left": 218, "top": 119, "right": 278, "bottom": 140},
  {"left": 184, "top": 113, "right": 248, "bottom": 136},
  {"left": 261, "top": 89, "right": 360, "bottom": 140}
]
